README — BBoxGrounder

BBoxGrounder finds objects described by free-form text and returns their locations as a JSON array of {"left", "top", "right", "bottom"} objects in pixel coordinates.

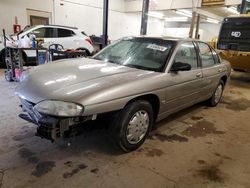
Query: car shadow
[
  {"left": 152, "top": 103, "right": 205, "bottom": 132},
  {"left": 54, "top": 103, "right": 206, "bottom": 156}
]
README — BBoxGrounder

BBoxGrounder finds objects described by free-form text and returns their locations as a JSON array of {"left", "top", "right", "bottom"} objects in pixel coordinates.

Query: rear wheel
[
  {"left": 111, "top": 100, "right": 154, "bottom": 152},
  {"left": 207, "top": 80, "right": 224, "bottom": 107}
]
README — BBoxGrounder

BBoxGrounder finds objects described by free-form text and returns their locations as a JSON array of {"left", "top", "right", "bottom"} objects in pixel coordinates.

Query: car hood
[{"left": 16, "top": 58, "right": 155, "bottom": 104}]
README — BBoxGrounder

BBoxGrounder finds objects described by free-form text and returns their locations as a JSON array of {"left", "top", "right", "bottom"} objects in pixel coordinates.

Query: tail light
[{"left": 85, "top": 38, "right": 93, "bottom": 45}]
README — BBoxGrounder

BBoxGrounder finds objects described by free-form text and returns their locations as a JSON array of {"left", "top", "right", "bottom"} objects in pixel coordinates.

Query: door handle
[{"left": 196, "top": 73, "right": 202, "bottom": 78}]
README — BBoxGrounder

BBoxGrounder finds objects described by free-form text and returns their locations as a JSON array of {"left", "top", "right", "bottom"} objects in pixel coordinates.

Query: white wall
[
  {"left": 199, "top": 23, "right": 220, "bottom": 41},
  {"left": 125, "top": 0, "right": 241, "bottom": 12},
  {"left": 125, "top": 0, "right": 202, "bottom": 12},
  {"left": 163, "top": 22, "right": 221, "bottom": 41},
  {"left": 54, "top": 0, "right": 164, "bottom": 40},
  {"left": 0, "top": 0, "right": 53, "bottom": 35}
]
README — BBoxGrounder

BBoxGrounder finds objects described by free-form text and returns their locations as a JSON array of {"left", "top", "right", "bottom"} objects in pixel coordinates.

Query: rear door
[
  {"left": 163, "top": 41, "right": 205, "bottom": 113},
  {"left": 53, "top": 28, "right": 77, "bottom": 49},
  {"left": 196, "top": 42, "right": 222, "bottom": 97}
]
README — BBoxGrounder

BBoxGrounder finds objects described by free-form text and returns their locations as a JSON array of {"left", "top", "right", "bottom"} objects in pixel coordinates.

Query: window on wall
[
  {"left": 197, "top": 42, "right": 215, "bottom": 67},
  {"left": 57, "top": 29, "right": 75, "bottom": 37},
  {"left": 174, "top": 42, "right": 198, "bottom": 69}
]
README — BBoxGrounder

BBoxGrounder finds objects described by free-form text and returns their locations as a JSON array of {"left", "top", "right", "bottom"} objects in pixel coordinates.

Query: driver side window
[
  {"left": 29, "top": 28, "right": 54, "bottom": 38},
  {"left": 174, "top": 42, "right": 198, "bottom": 69}
]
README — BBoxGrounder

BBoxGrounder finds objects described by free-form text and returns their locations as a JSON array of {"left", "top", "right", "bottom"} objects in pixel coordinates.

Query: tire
[
  {"left": 207, "top": 80, "right": 224, "bottom": 107},
  {"left": 111, "top": 100, "right": 154, "bottom": 152}
]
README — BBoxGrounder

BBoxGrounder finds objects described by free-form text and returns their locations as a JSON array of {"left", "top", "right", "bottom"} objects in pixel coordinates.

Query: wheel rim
[
  {"left": 214, "top": 84, "right": 223, "bottom": 104},
  {"left": 126, "top": 110, "right": 149, "bottom": 144}
]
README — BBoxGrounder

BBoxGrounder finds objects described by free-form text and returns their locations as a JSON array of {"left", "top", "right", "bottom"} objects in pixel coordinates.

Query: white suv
[{"left": 0, "top": 25, "right": 94, "bottom": 65}]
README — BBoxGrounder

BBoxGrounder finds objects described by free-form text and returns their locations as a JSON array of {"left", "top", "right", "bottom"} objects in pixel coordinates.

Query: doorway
[
  {"left": 27, "top": 9, "right": 52, "bottom": 26},
  {"left": 30, "top": 16, "right": 49, "bottom": 26}
]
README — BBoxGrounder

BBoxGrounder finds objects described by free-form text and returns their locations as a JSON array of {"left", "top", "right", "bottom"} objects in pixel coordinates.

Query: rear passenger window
[
  {"left": 57, "top": 29, "right": 75, "bottom": 37},
  {"left": 174, "top": 42, "right": 198, "bottom": 69},
  {"left": 197, "top": 42, "right": 215, "bottom": 67}
]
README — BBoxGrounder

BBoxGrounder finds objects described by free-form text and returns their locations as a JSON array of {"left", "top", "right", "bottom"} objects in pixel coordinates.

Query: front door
[{"left": 163, "top": 41, "right": 205, "bottom": 114}]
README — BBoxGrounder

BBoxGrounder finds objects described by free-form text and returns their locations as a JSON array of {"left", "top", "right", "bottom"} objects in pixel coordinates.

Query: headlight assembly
[{"left": 34, "top": 100, "right": 84, "bottom": 117}]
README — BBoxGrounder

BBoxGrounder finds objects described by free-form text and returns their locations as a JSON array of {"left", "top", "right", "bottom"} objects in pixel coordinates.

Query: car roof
[
  {"left": 131, "top": 35, "right": 201, "bottom": 42},
  {"left": 35, "top": 25, "right": 78, "bottom": 30}
]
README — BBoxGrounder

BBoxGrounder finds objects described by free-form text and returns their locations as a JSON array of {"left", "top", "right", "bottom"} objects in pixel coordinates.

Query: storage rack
[{"left": 3, "top": 29, "right": 23, "bottom": 82}]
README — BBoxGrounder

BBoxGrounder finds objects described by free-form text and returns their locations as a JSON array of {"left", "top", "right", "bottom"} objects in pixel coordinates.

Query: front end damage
[{"left": 18, "top": 98, "right": 92, "bottom": 142}]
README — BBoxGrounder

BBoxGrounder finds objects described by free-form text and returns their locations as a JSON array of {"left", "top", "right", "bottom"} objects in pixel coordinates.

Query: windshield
[
  {"left": 93, "top": 37, "right": 175, "bottom": 72},
  {"left": 17, "top": 25, "right": 36, "bottom": 35}
]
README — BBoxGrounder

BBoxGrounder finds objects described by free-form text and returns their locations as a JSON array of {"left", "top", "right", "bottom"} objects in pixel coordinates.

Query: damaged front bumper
[{"left": 19, "top": 98, "right": 90, "bottom": 142}]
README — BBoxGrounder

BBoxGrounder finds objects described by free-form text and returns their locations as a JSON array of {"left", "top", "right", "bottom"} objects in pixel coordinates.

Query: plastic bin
[{"left": 38, "top": 51, "right": 47, "bottom": 65}]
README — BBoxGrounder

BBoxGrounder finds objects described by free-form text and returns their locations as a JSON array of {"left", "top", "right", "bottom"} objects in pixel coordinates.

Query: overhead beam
[
  {"left": 140, "top": 0, "right": 149, "bottom": 35},
  {"left": 189, "top": 11, "right": 197, "bottom": 38},
  {"left": 195, "top": 14, "right": 200, "bottom": 39},
  {"left": 102, "top": 0, "right": 109, "bottom": 48}
]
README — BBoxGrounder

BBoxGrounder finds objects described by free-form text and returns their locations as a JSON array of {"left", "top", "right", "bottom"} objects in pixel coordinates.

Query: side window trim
[
  {"left": 193, "top": 41, "right": 202, "bottom": 68},
  {"left": 211, "top": 48, "right": 221, "bottom": 64},
  {"left": 55, "top": 28, "right": 58, "bottom": 38}
]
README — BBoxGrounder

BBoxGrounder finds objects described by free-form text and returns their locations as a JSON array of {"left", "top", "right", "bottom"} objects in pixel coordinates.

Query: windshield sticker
[{"left": 146, "top": 44, "right": 168, "bottom": 51}]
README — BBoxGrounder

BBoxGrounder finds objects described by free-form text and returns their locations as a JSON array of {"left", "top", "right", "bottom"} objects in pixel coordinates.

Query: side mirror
[{"left": 170, "top": 62, "right": 191, "bottom": 72}]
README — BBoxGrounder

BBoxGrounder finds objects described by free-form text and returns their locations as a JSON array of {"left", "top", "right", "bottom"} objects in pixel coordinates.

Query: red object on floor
[{"left": 15, "top": 68, "right": 21, "bottom": 80}]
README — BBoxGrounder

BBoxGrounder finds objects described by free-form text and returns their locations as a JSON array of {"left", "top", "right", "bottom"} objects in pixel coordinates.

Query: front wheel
[
  {"left": 112, "top": 100, "right": 154, "bottom": 152},
  {"left": 207, "top": 80, "right": 224, "bottom": 107}
]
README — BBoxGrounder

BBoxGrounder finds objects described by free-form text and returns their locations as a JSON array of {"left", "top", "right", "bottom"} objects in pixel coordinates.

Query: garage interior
[{"left": 0, "top": 0, "right": 250, "bottom": 188}]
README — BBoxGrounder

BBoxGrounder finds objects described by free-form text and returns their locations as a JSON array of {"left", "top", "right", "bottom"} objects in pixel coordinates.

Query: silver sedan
[{"left": 16, "top": 37, "right": 231, "bottom": 152}]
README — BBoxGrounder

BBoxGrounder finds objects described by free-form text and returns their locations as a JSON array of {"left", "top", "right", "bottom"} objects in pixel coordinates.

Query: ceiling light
[
  {"left": 226, "top": 6, "right": 239, "bottom": 15},
  {"left": 206, "top": 18, "right": 220, "bottom": 24},
  {"left": 175, "top": 10, "right": 192, "bottom": 17},
  {"left": 165, "top": 17, "right": 188, "bottom": 22},
  {"left": 147, "top": 11, "right": 164, "bottom": 19}
]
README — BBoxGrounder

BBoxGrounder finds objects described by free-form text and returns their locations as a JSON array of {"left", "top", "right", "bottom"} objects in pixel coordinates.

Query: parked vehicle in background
[
  {"left": 16, "top": 36, "right": 231, "bottom": 152},
  {"left": 0, "top": 25, "right": 94, "bottom": 66},
  {"left": 217, "top": 15, "right": 250, "bottom": 72}
]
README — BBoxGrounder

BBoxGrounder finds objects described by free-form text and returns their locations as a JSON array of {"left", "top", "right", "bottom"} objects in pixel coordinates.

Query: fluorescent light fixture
[
  {"left": 175, "top": 10, "right": 192, "bottom": 17},
  {"left": 147, "top": 11, "right": 164, "bottom": 19},
  {"left": 165, "top": 17, "right": 188, "bottom": 22},
  {"left": 226, "top": 6, "right": 239, "bottom": 15},
  {"left": 206, "top": 18, "right": 220, "bottom": 24}
]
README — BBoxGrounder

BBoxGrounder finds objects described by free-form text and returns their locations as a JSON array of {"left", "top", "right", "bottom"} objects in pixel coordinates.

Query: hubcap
[
  {"left": 126, "top": 110, "right": 149, "bottom": 144},
  {"left": 214, "top": 84, "right": 223, "bottom": 104}
]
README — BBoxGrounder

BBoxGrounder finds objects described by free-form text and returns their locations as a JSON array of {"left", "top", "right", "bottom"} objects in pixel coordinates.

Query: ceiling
[
  {"left": 145, "top": 5, "right": 240, "bottom": 23},
  {"left": 202, "top": 6, "right": 239, "bottom": 17}
]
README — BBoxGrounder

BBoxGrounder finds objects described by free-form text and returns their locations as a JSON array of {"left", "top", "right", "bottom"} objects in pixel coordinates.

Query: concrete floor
[{"left": 0, "top": 69, "right": 250, "bottom": 188}]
